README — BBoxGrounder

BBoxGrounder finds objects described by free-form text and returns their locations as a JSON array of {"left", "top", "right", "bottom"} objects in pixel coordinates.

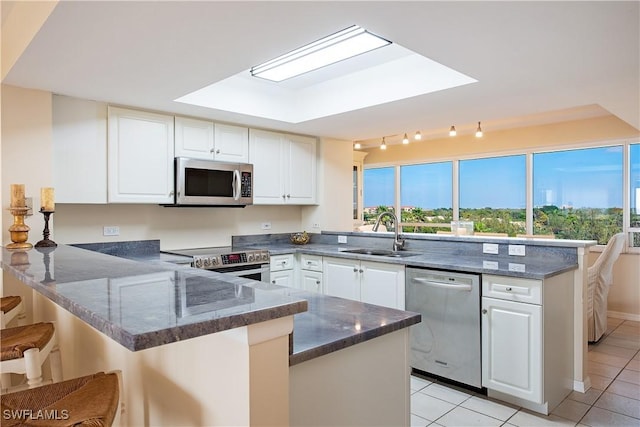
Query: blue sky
[{"left": 364, "top": 145, "right": 634, "bottom": 210}]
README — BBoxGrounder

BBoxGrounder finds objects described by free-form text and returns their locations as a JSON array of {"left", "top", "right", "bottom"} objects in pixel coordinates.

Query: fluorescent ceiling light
[{"left": 250, "top": 25, "right": 391, "bottom": 82}]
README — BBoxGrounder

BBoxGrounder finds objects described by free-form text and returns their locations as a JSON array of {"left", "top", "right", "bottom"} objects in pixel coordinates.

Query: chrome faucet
[{"left": 372, "top": 211, "right": 405, "bottom": 251}]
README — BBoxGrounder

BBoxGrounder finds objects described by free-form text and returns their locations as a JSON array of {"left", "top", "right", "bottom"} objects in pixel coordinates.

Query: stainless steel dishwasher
[{"left": 406, "top": 267, "right": 482, "bottom": 388}]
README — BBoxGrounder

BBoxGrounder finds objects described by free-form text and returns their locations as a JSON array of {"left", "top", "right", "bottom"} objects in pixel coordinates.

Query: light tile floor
[{"left": 411, "top": 317, "right": 640, "bottom": 426}]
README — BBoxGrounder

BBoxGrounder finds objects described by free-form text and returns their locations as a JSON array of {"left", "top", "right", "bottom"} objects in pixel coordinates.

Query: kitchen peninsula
[{"left": 1, "top": 243, "right": 420, "bottom": 426}]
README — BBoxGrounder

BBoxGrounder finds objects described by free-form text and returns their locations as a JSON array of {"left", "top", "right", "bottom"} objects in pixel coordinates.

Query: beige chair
[
  {"left": 1, "top": 371, "right": 120, "bottom": 426},
  {"left": 0, "top": 296, "right": 25, "bottom": 329},
  {"left": 587, "top": 233, "right": 626, "bottom": 342},
  {"left": 0, "top": 322, "right": 63, "bottom": 391}
]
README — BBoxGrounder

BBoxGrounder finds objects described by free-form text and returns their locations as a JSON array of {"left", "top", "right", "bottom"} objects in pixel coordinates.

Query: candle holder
[
  {"left": 35, "top": 210, "right": 57, "bottom": 248},
  {"left": 7, "top": 207, "right": 32, "bottom": 250}
]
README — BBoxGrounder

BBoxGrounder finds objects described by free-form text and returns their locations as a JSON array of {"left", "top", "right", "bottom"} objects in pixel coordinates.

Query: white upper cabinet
[
  {"left": 214, "top": 123, "right": 249, "bottom": 163},
  {"left": 175, "top": 118, "right": 249, "bottom": 163},
  {"left": 53, "top": 95, "right": 108, "bottom": 203},
  {"left": 108, "top": 107, "right": 175, "bottom": 203},
  {"left": 174, "top": 116, "right": 214, "bottom": 159},
  {"left": 249, "top": 129, "right": 317, "bottom": 205}
]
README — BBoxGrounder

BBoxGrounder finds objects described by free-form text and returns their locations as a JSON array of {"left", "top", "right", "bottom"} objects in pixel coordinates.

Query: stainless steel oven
[{"left": 162, "top": 247, "right": 270, "bottom": 283}]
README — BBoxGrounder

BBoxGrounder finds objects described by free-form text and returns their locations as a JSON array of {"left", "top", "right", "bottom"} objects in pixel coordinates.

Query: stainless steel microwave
[{"left": 172, "top": 157, "right": 253, "bottom": 206}]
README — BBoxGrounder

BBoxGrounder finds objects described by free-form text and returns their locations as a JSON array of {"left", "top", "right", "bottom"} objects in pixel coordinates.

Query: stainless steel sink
[{"left": 340, "top": 248, "right": 420, "bottom": 258}]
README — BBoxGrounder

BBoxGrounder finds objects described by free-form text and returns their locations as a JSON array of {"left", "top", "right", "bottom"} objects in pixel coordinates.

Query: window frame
[{"left": 362, "top": 138, "right": 638, "bottom": 253}]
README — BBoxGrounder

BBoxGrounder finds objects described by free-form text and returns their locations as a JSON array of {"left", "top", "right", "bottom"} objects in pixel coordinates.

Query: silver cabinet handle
[
  {"left": 506, "top": 287, "right": 513, "bottom": 291},
  {"left": 316, "top": 280, "right": 320, "bottom": 284},
  {"left": 353, "top": 267, "right": 359, "bottom": 272},
  {"left": 482, "top": 309, "right": 488, "bottom": 314},
  {"left": 271, "top": 280, "right": 276, "bottom": 284},
  {"left": 286, "top": 194, "right": 291, "bottom": 198},
  {"left": 216, "top": 149, "right": 220, "bottom": 154},
  {"left": 359, "top": 269, "right": 364, "bottom": 273}
]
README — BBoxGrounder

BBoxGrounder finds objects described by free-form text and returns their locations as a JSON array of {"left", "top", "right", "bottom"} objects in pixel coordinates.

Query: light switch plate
[
  {"left": 509, "top": 263, "right": 526, "bottom": 272},
  {"left": 508, "top": 244, "right": 526, "bottom": 256},
  {"left": 483, "top": 243, "right": 499, "bottom": 254},
  {"left": 338, "top": 235, "right": 348, "bottom": 244}
]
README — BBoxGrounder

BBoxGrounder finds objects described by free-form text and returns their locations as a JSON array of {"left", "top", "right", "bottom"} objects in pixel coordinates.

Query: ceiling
[{"left": 3, "top": 1, "right": 639, "bottom": 146}]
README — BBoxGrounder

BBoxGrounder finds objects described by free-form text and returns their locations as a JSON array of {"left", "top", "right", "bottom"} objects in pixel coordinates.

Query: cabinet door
[
  {"left": 360, "top": 261, "right": 406, "bottom": 309},
  {"left": 323, "top": 257, "right": 360, "bottom": 301},
  {"left": 249, "top": 129, "right": 285, "bottom": 204},
  {"left": 53, "top": 95, "right": 108, "bottom": 203},
  {"left": 108, "top": 107, "right": 175, "bottom": 203},
  {"left": 286, "top": 135, "right": 317, "bottom": 204},
  {"left": 482, "top": 297, "right": 543, "bottom": 403},
  {"left": 174, "top": 116, "right": 214, "bottom": 159},
  {"left": 301, "top": 270, "right": 323, "bottom": 293},
  {"left": 214, "top": 124, "right": 248, "bottom": 163},
  {"left": 270, "top": 270, "right": 295, "bottom": 288}
]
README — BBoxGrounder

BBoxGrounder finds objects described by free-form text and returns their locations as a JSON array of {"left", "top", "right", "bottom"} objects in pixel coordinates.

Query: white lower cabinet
[
  {"left": 481, "top": 295, "right": 542, "bottom": 403},
  {"left": 299, "top": 254, "right": 323, "bottom": 293},
  {"left": 322, "top": 257, "right": 405, "bottom": 310},
  {"left": 270, "top": 254, "right": 295, "bottom": 287},
  {"left": 481, "top": 272, "right": 574, "bottom": 414}
]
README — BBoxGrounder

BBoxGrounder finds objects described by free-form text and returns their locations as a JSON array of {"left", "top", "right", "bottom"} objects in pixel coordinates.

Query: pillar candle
[
  {"left": 10, "top": 184, "right": 26, "bottom": 207},
  {"left": 41, "top": 187, "right": 55, "bottom": 211}
]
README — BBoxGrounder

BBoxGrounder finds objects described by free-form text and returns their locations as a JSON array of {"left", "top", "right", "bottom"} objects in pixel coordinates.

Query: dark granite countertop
[
  {"left": 1, "top": 245, "right": 308, "bottom": 352},
  {"left": 237, "top": 242, "right": 579, "bottom": 279},
  {"left": 1, "top": 243, "right": 421, "bottom": 365}
]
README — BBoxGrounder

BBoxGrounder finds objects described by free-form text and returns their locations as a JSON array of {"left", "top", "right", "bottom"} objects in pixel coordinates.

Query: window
[
  {"left": 459, "top": 155, "right": 526, "bottom": 235},
  {"left": 533, "top": 146, "right": 623, "bottom": 244},
  {"left": 400, "top": 162, "right": 452, "bottom": 233},
  {"left": 363, "top": 167, "right": 395, "bottom": 223},
  {"left": 631, "top": 143, "right": 640, "bottom": 248}
]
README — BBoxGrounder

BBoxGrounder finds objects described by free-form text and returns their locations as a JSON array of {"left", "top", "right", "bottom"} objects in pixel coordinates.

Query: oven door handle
[
  {"left": 411, "top": 277, "right": 472, "bottom": 291},
  {"left": 219, "top": 266, "right": 268, "bottom": 277}
]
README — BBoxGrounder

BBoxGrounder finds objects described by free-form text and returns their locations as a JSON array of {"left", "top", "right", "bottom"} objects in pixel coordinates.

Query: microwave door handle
[{"left": 233, "top": 170, "right": 241, "bottom": 200}]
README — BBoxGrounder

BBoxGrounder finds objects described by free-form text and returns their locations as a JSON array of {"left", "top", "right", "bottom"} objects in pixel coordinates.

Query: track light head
[
  {"left": 449, "top": 126, "right": 457, "bottom": 137},
  {"left": 475, "top": 122, "right": 483, "bottom": 138}
]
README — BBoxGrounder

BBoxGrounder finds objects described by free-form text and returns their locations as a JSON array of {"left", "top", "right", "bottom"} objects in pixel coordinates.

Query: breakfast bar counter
[{"left": 1, "top": 244, "right": 420, "bottom": 426}]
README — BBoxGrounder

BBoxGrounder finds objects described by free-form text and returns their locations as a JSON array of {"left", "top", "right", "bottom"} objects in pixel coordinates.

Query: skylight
[
  {"left": 175, "top": 27, "right": 478, "bottom": 123},
  {"left": 250, "top": 25, "right": 391, "bottom": 82}
]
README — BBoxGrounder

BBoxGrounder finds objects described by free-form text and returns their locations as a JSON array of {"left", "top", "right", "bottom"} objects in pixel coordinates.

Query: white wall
[{"left": 1, "top": 85, "right": 53, "bottom": 246}]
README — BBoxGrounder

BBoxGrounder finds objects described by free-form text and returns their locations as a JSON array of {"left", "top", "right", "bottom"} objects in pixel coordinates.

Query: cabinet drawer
[
  {"left": 299, "top": 254, "right": 323, "bottom": 271},
  {"left": 270, "top": 254, "right": 294, "bottom": 271},
  {"left": 482, "top": 274, "right": 542, "bottom": 305}
]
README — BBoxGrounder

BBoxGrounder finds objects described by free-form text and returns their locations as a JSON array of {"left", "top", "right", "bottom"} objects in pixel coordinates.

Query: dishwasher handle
[{"left": 411, "top": 277, "right": 472, "bottom": 291}]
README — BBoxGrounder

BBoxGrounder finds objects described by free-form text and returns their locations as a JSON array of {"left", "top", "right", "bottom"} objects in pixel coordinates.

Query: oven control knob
[
  {"left": 248, "top": 254, "right": 254, "bottom": 262},
  {"left": 212, "top": 258, "right": 218, "bottom": 265},
  {"left": 262, "top": 253, "right": 268, "bottom": 261},
  {"left": 195, "top": 259, "right": 203, "bottom": 268},
  {"left": 203, "top": 258, "right": 210, "bottom": 267}
]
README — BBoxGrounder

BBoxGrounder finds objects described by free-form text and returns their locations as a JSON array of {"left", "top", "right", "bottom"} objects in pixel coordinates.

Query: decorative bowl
[{"left": 290, "top": 231, "right": 310, "bottom": 245}]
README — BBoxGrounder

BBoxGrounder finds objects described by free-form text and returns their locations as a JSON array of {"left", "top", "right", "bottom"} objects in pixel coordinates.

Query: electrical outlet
[
  {"left": 103, "top": 226, "right": 120, "bottom": 236},
  {"left": 312, "top": 223, "right": 320, "bottom": 229},
  {"left": 508, "top": 244, "right": 526, "bottom": 256},
  {"left": 509, "top": 263, "right": 526, "bottom": 272},
  {"left": 482, "top": 260, "right": 499, "bottom": 269},
  {"left": 483, "top": 243, "right": 499, "bottom": 254},
  {"left": 338, "top": 235, "right": 348, "bottom": 244},
  {"left": 261, "top": 222, "right": 272, "bottom": 230}
]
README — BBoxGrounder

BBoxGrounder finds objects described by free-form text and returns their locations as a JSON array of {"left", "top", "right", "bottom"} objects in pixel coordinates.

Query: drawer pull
[
  {"left": 506, "top": 287, "right": 513, "bottom": 291},
  {"left": 482, "top": 309, "right": 488, "bottom": 314}
]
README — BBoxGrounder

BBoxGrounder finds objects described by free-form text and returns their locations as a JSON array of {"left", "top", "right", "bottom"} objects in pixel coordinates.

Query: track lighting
[
  {"left": 475, "top": 121, "right": 483, "bottom": 138},
  {"left": 414, "top": 131, "right": 422, "bottom": 141},
  {"left": 449, "top": 126, "right": 457, "bottom": 137},
  {"left": 402, "top": 133, "right": 409, "bottom": 144},
  {"left": 380, "top": 137, "right": 387, "bottom": 150},
  {"left": 354, "top": 142, "right": 361, "bottom": 149}
]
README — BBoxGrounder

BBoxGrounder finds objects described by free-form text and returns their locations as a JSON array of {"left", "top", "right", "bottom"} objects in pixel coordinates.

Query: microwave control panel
[{"left": 241, "top": 172, "right": 252, "bottom": 197}]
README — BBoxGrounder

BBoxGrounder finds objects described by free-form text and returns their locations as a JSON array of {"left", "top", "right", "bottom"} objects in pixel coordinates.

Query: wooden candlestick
[{"left": 7, "top": 207, "right": 32, "bottom": 250}]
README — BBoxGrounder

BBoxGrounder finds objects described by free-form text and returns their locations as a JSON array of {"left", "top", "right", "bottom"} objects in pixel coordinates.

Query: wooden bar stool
[
  {"left": 1, "top": 296, "right": 26, "bottom": 328},
  {"left": 1, "top": 371, "right": 120, "bottom": 426},
  {"left": 0, "top": 322, "right": 62, "bottom": 392}
]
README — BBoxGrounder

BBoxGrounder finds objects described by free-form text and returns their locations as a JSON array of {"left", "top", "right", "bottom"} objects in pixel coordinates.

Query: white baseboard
[{"left": 608, "top": 311, "right": 640, "bottom": 322}]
